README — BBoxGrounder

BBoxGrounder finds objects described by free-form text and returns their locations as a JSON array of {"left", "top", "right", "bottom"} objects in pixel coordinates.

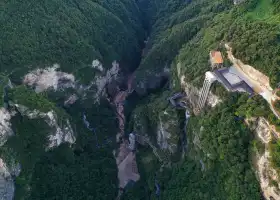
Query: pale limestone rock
[
  {"left": 15, "top": 104, "right": 75, "bottom": 149},
  {"left": 23, "top": 64, "right": 75, "bottom": 93},
  {"left": 0, "top": 158, "right": 16, "bottom": 200},
  {"left": 92, "top": 59, "right": 104, "bottom": 72},
  {"left": 257, "top": 150, "right": 280, "bottom": 200},
  {"left": 255, "top": 118, "right": 271, "bottom": 144},
  {"left": 93, "top": 61, "right": 120, "bottom": 103},
  {"left": 64, "top": 94, "right": 78, "bottom": 106},
  {"left": 46, "top": 112, "right": 75, "bottom": 148},
  {"left": 246, "top": 117, "right": 280, "bottom": 200},
  {"left": 156, "top": 113, "right": 177, "bottom": 153},
  {"left": 233, "top": 0, "right": 246, "bottom": 5},
  {"left": 0, "top": 108, "right": 13, "bottom": 146}
]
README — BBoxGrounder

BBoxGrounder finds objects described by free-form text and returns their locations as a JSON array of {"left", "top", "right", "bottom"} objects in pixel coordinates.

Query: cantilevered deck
[{"left": 214, "top": 67, "right": 254, "bottom": 95}]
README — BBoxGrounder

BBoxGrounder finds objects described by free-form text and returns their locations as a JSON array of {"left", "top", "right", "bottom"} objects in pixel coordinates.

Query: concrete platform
[{"left": 214, "top": 67, "right": 254, "bottom": 95}]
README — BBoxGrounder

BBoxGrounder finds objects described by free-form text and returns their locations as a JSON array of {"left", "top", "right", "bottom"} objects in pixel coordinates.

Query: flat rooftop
[
  {"left": 210, "top": 51, "right": 223, "bottom": 64},
  {"left": 214, "top": 67, "right": 254, "bottom": 95}
]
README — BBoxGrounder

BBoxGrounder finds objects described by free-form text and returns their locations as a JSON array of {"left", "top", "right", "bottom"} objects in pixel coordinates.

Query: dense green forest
[
  {"left": 0, "top": 116, "right": 51, "bottom": 199},
  {"left": 178, "top": 0, "right": 280, "bottom": 86},
  {"left": 125, "top": 0, "right": 279, "bottom": 199},
  {"left": 123, "top": 95, "right": 261, "bottom": 200},
  {"left": 1, "top": 0, "right": 145, "bottom": 199},
  {"left": 2, "top": 0, "right": 145, "bottom": 81},
  {"left": 0, "top": 98, "right": 119, "bottom": 200},
  {"left": 134, "top": 0, "right": 280, "bottom": 87}
]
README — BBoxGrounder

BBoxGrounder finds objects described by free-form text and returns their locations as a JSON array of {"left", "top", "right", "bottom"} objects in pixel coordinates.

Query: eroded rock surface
[
  {"left": 248, "top": 117, "right": 280, "bottom": 200},
  {"left": 23, "top": 64, "right": 75, "bottom": 93},
  {"left": 177, "top": 63, "right": 221, "bottom": 109},
  {"left": 0, "top": 108, "right": 13, "bottom": 146},
  {"left": 15, "top": 104, "right": 75, "bottom": 149}
]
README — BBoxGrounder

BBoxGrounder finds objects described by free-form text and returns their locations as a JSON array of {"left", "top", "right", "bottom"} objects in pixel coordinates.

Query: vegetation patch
[
  {"left": 246, "top": 0, "right": 280, "bottom": 24},
  {"left": 0, "top": 115, "right": 50, "bottom": 199},
  {"left": 0, "top": 74, "right": 9, "bottom": 107},
  {"left": 8, "top": 86, "right": 68, "bottom": 121},
  {"left": 269, "top": 139, "right": 280, "bottom": 176}
]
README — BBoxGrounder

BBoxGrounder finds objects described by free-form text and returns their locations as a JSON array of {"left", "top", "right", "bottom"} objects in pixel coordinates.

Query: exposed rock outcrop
[
  {"left": 23, "top": 64, "right": 75, "bottom": 93},
  {"left": 133, "top": 67, "right": 170, "bottom": 96},
  {"left": 23, "top": 61, "right": 121, "bottom": 104},
  {"left": 92, "top": 59, "right": 104, "bottom": 72},
  {"left": 156, "top": 109, "right": 179, "bottom": 153},
  {"left": 233, "top": 0, "right": 246, "bottom": 5},
  {"left": 64, "top": 94, "right": 78, "bottom": 106},
  {"left": 92, "top": 61, "right": 120, "bottom": 103},
  {"left": 247, "top": 117, "right": 280, "bottom": 200},
  {"left": 15, "top": 104, "right": 75, "bottom": 149},
  {"left": 0, "top": 109, "right": 19, "bottom": 200},
  {"left": 177, "top": 63, "right": 221, "bottom": 109},
  {"left": 0, "top": 158, "right": 17, "bottom": 200},
  {"left": 0, "top": 108, "right": 13, "bottom": 146}
]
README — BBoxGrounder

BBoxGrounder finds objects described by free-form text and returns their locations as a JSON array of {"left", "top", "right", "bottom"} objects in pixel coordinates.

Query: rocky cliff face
[
  {"left": 0, "top": 108, "right": 18, "bottom": 200},
  {"left": 15, "top": 104, "right": 75, "bottom": 149},
  {"left": 0, "top": 158, "right": 18, "bottom": 200},
  {"left": 0, "top": 108, "right": 13, "bottom": 147},
  {"left": 247, "top": 117, "right": 280, "bottom": 200},
  {"left": 156, "top": 107, "right": 180, "bottom": 154},
  {"left": 0, "top": 60, "right": 122, "bottom": 199},
  {"left": 176, "top": 62, "right": 221, "bottom": 109},
  {"left": 23, "top": 64, "right": 75, "bottom": 93},
  {"left": 92, "top": 61, "right": 120, "bottom": 103},
  {"left": 133, "top": 67, "right": 170, "bottom": 96},
  {"left": 0, "top": 103, "right": 76, "bottom": 200},
  {"left": 129, "top": 60, "right": 222, "bottom": 158},
  {"left": 23, "top": 61, "right": 121, "bottom": 104}
]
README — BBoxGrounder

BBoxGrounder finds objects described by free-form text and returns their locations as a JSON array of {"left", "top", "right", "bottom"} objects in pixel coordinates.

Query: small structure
[
  {"left": 210, "top": 51, "right": 223, "bottom": 69},
  {"left": 168, "top": 92, "right": 187, "bottom": 109}
]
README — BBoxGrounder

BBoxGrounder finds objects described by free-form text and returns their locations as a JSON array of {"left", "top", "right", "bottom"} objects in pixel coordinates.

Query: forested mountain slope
[
  {"left": 2, "top": 0, "right": 144, "bottom": 80},
  {"left": 124, "top": 0, "right": 280, "bottom": 200},
  {"left": 133, "top": 0, "right": 280, "bottom": 89},
  {"left": 0, "top": 1, "right": 145, "bottom": 200}
]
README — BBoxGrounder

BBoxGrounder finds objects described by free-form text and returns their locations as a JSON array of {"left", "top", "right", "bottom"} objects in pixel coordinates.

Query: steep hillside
[
  {"left": 2, "top": 0, "right": 144, "bottom": 81},
  {"left": 0, "top": 1, "right": 145, "bottom": 199},
  {"left": 124, "top": 0, "right": 280, "bottom": 200}
]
